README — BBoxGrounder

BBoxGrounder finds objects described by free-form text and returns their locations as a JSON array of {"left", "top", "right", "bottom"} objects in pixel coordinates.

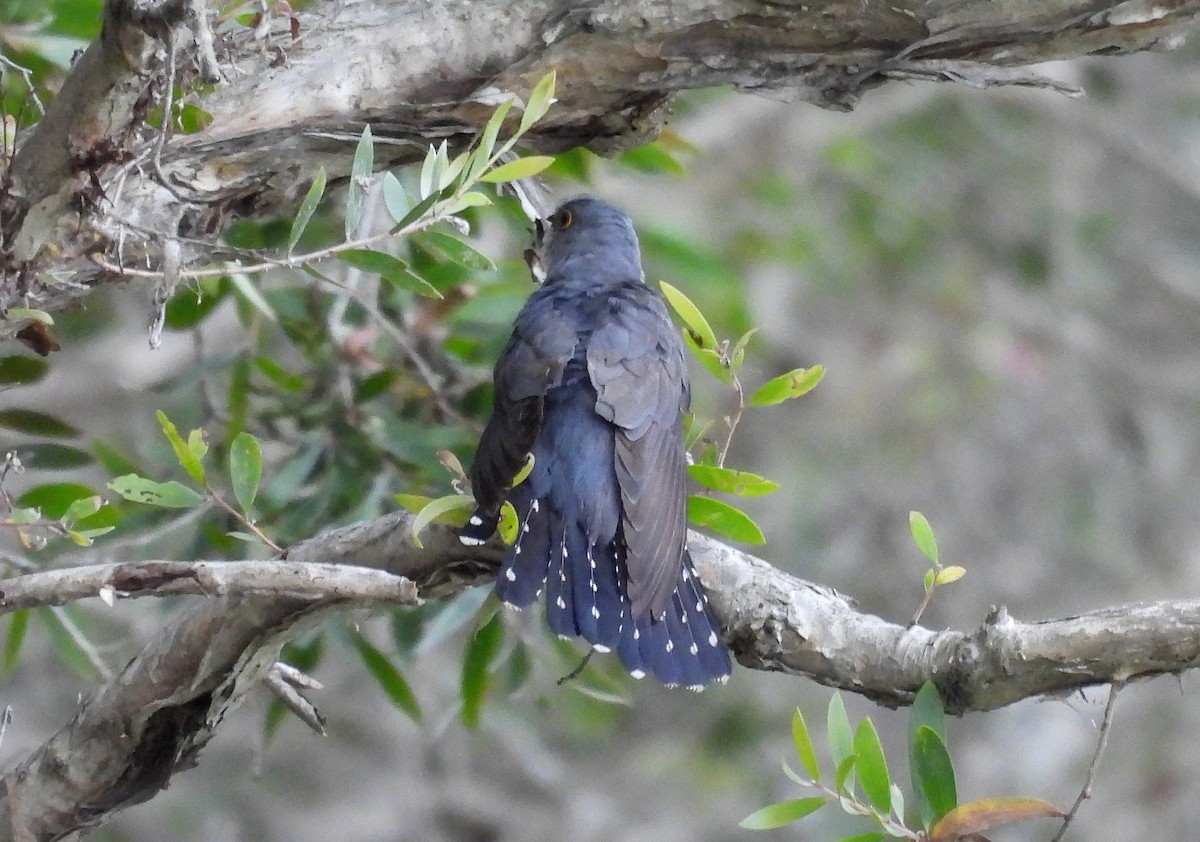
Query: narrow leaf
[
  {"left": 229, "top": 432, "right": 263, "bottom": 512},
  {"left": 228, "top": 272, "right": 278, "bottom": 322},
  {"left": 687, "top": 496, "right": 765, "bottom": 544},
  {"left": 37, "top": 608, "right": 96, "bottom": 679},
  {"left": 853, "top": 718, "right": 892, "bottom": 814},
  {"left": 748, "top": 365, "right": 826, "bottom": 407},
  {"left": 410, "top": 494, "right": 476, "bottom": 547},
  {"left": 929, "top": 797, "right": 1063, "bottom": 842},
  {"left": 688, "top": 465, "right": 779, "bottom": 497},
  {"left": 518, "top": 70, "right": 557, "bottom": 134},
  {"left": 467, "top": 98, "right": 514, "bottom": 183},
  {"left": 833, "top": 754, "right": 858, "bottom": 796},
  {"left": 660, "top": 281, "right": 718, "bottom": 350},
  {"left": 62, "top": 495, "right": 103, "bottom": 523},
  {"left": 0, "top": 409, "right": 79, "bottom": 438},
  {"left": 381, "top": 171, "right": 409, "bottom": 224},
  {"left": 390, "top": 189, "right": 440, "bottom": 233},
  {"left": 288, "top": 167, "right": 326, "bottom": 254},
  {"left": 415, "top": 230, "right": 496, "bottom": 271},
  {"left": 909, "top": 680, "right": 948, "bottom": 828},
  {"left": 827, "top": 693, "right": 855, "bottom": 789},
  {"left": 835, "top": 834, "right": 885, "bottom": 842},
  {"left": 109, "top": 474, "right": 204, "bottom": 508},
  {"left": 5, "top": 610, "right": 28, "bottom": 672},
  {"left": 414, "top": 586, "right": 492, "bottom": 655},
  {"left": 913, "top": 725, "right": 957, "bottom": 822},
  {"left": 792, "top": 707, "right": 821, "bottom": 781},
  {"left": 345, "top": 125, "right": 375, "bottom": 238},
  {"left": 155, "top": 410, "right": 205, "bottom": 486},
  {"left": 480, "top": 155, "right": 556, "bottom": 184},
  {"left": 461, "top": 612, "right": 505, "bottom": 729},
  {"left": 0, "top": 356, "right": 49, "bottom": 385},
  {"left": 686, "top": 337, "right": 733, "bottom": 384},
  {"left": 909, "top": 511, "right": 939, "bottom": 566},
  {"left": 739, "top": 798, "right": 826, "bottom": 830},
  {"left": 350, "top": 632, "right": 422, "bottom": 722}
]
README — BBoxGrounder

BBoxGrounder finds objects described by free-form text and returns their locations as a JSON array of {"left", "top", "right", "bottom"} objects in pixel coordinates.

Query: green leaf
[
  {"left": 480, "top": 155, "right": 556, "bottom": 184},
  {"left": 5, "top": 308, "right": 53, "bottom": 325},
  {"left": 109, "top": 474, "right": 204, "bottom": 508},
  {"left": 497, "top": 500, "right": 519, "bottom": 544},
  {"left": 922, "top": 569, "right": 935, "bottom": 591},
  {"left": 617, "top": 142, "right": 685, "bottom": 176},
  {"left": 5, "top": 610, "right": 29, "bottom": 672},
  {"left": 739, "top": 798, "right": 826, "bottom": 830},
  {"left": 155, "top": 410, "right": 206, "bottom": 486},
  {"left": 467, "top": 98, "right": 514, "bottom": 184},
  {"left": 827, "top": 693, "right": 855, "bottom": 788},
  {"left": 335, "top": 249, "right": 443, "bottom": 299},
  {"left": 18, "top": 444, "right": 93, "bottom": 469},
  {"left": 519, "top": 70, "right": 556, "bottom": 134},
  {"left": 853, "top": 718, "right": 892, "bottom": 814},
  {"left": 345, "top": 125, "right": 374, "bottom": 238},
  {"left": 62, "top": 495, "right": 103, "bottom": 523},
  {"left": 510, "top": 452, "right": 535, "bottom": 487},
  {"left": 0, "top": 409, "right": 79, "bottom": 438},
  {"left": 833, "top": 754, "right": 858, "bottom": 796},
  {"left": 415, "top": 230, "right": 496, "bottom": 272},
  {"left": 419, "top": 143, "right": 440, "bottom": 199},
  {"left": 835, "top": 833, "right": 885, "bottom": 842},
  {"left": 390, "top": 189, "right": 440, "bottom": 233},
  {"left": 934, "top": 566, "right": 965, "bottom": 586},
  {"left": 442, "top": 191, "right": 493, "bottom": 215},
  {"left": 688, "top": 465, "right": 779, "bottom": 497},
  {"left": 229, "top": 432, "right": 263, "bottom": 513},
  {"left": 909, "top": 511, "right": 939, "bottom": 566},
  {"left": 659, "top": 281, "right": 718, "bottom": 351},
  {"left": 228, "top": 272, "right": 278, "bottom": 322},
  {"left": 15, "top": 483, "right": 95, "bottom": 519},
  {"left": 686, "top": 339, "right": 733, "bottom": 385},
  {"left": 0, "top": 356, "right": 49, "bottom": 385},
  {"left": 174, "top": 103, "right": 213, "bottom": 134},
  {"left": 913, "top": 725, "right": 957, "bottom": 822},
  {"left": 792, "top": 707, "right": 821, "bottom": 781},
  {"left": 461, "top": 611, "right": 505, "bottom": 729},
  {"left": 381, "top": 171, "right": 410, "bottom": 224},
  {"left": 687, "top": 496, "right": 765, "bottom": 544},
  {"left": 729, "top": 327, "right": 758, "bottom": 375},
  {"left": 748, "top": 365, "right": 826, "bottom": 407},
  {"left": 350, "top": 631, "right": 422, "bottom": 722},
  {"left": 288, "top": 166, "right": 326, "bottom": 254},
  {"left": 410, "top": 494, "right": 476, "bottom": 547}
]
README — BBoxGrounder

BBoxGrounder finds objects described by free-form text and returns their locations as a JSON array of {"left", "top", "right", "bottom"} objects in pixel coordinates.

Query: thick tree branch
[
  {"left": 3, "top": 0, "right": 1198, "bottom": 338},
  {"left": 2, "top": 509, "right": 1200, "bottom": 839}
]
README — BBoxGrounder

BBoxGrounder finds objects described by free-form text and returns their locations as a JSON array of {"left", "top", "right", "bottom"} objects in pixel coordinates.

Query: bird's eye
[{"left": 555, "top": 209, "right": 573, "bottom": 229}]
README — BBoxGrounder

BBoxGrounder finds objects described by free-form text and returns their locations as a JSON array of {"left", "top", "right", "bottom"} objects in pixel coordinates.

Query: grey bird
[{"left": 460, "top": 196, "right": 732, "bottom": 689}]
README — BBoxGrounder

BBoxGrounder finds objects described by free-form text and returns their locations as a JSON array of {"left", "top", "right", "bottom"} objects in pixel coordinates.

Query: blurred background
[{"left": 4, "top": 3, "right": 1200, "bottom": 840}]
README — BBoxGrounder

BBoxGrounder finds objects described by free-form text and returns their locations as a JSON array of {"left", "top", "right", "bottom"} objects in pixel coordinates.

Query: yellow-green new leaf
[
  {"left": 156, "top": 410, "right": 205, "bottom": 486},
  {"left": 909, "top": 511, "right": 939, "bottom": 566},
  {"left": 660, "top": 281, "right": 719, "bottom": 350},
  {"left": 688, "top": 465, "right": 779, "bottom": 497},
  {"left": 792, "top": 708, "right": 821, "bottom": 781},
  {"left": 519, "top": 70, "right": 557, "bottom": 134},
  {"left": 109, "top": 475, "right": 204, "bottom": 509},
  {"left": 497, "top": 500, "right": 519, "bottom": 544},
  {"left": 481, "top": 155, "right": 555, "bottom": 184},
  {"left": 740, "top": 798, "right": 826, "bottom": 830},
  {"left": 411, "top": 494, "right": 476, "bottom": 547},
  {"left": 934, "top": 565, "right": 966, "bottom": 586},
  {"left": 748, "top": 365, "right": 825, "bottom": 407},
  {"left": 687, "top": 496, "right": 765, "bottom": 544}
]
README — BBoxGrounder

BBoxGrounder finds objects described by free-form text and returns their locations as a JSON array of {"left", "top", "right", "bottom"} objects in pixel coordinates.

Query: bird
[{"left": 460, "top": 196, "right": 732, "bottom": 690}]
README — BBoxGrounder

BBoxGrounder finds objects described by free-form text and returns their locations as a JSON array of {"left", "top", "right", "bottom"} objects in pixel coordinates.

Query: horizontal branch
[
  {"left": 0, "top": 560, "right": 420, "bottom": 612},
  {"left": 4, "top": 0, "right": 1199, "bottom": 338}
]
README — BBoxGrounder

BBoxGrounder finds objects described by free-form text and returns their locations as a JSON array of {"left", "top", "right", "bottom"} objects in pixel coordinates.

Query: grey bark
[
  {"left": 1, "top": 0, "right": 1196, "bottom": 336},
  {"left": 4, "top": 514, "right": 1200, "bottom": 840}
]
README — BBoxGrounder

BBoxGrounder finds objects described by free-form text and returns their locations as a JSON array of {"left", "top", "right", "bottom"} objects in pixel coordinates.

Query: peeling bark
[
  {"left": 2, "top": 512, "right": 1200, "bottom": 839},
  {"left": 2, "top": 0, "right": 1197, "bottom": 338}
]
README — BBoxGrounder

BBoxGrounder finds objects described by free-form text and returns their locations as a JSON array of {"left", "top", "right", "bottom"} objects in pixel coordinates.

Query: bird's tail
[{"left": 494, "top": 490, "right": 732, "bottom": 689}]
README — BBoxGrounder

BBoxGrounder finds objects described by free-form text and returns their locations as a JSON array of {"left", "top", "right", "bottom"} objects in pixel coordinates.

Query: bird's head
[{"left": 529, "top": 197, "right": 643, "bottom": 284}]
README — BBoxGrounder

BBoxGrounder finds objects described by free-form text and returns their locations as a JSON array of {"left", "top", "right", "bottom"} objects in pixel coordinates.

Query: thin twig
[
  {"left": 557, "top": 649, "right": 595, "bottom": 685},
  {"left": 1049, "top": 680, "right": 1124, "bottom": 842},
  {"left": 717, "top": 372, "right": 746, "bottom": 469},
  {"left": 0, "top": 53, "right": 45, "bottom": 117},
  {"left": 207, "top": 489, "right": 285, "bottom": 554}
]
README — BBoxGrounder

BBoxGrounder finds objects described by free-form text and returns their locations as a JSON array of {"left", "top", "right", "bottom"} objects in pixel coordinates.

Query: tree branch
[
  {"left": 4, "top": 0, "right": 1198, "bottom": 338},
  {"left": 2, "top": 509, "right": 1199, "bottom": 839}
]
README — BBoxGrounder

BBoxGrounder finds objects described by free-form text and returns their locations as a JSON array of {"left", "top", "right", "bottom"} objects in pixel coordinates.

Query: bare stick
[{"left": 1049, "top": 681, "right": 1124, "bottom": 842}]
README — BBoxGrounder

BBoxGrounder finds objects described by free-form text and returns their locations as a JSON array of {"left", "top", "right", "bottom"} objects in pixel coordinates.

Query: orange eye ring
[{"left": 556, "top": 209, "right": 573, "bottom": 229}]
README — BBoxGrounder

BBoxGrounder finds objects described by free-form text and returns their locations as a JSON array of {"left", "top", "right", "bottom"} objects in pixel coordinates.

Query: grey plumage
[{"left": 461, "top": 196, "right": 732, "bottom": 689}]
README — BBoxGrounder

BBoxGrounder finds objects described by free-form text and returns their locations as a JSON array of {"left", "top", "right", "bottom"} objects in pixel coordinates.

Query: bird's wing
[
  {"left": 587, "top": 285, "right": 690, "bottom": 618},
  {"left": 469, "top": 295, "right": 579, "bottom": 513}
]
